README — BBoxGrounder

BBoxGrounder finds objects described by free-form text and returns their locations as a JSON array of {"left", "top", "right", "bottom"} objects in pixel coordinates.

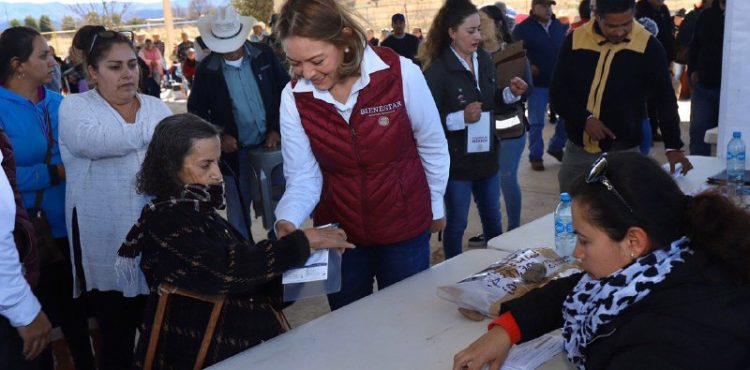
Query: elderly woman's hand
[
  {"left": 508, "top": 77, "right": 528, "bottom": 97},
  {"left": 303, "top": 227, "right": 354, "bottom": 251}
]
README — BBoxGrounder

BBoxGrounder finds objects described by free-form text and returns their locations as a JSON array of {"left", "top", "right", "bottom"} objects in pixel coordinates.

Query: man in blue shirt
[
  {"left": 513, "top": 0, "right": 568, "bottom": 171},
  {"left": 189, "top": 6, "right": 290, "bottom": 240}
]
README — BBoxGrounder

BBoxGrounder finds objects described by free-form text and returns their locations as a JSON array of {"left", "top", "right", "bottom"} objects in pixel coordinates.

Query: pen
[{"left": 316, "top": 222, "right": 340, "bottom": 229}]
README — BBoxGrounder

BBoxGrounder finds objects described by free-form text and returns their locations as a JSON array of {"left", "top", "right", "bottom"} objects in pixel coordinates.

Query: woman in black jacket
[
  {"left": 421, "top": 0, "right": 527, "bottom": 259},
  {"left": 454, "top": 152, "right": 750, "bottom": 370},
  {"left": 116, "top": 114, "right": 353, "bottom": 369}
]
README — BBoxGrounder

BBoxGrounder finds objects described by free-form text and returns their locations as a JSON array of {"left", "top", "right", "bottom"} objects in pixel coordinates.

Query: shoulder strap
[{"left": 34, "top": 107, "right": 54, "bottom": 209}]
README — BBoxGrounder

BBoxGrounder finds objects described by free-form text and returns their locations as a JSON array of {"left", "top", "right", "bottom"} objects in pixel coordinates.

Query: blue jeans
[
  {"left": 499, "top": 131, "right": 526, "bottom": 231},
  {"left": 528, "top": 87, "right": 567, "bottom": 161},
  {"left": 640, "top": 117, "right": 652, "bottom": 155},
  {"left": 225, "top": 147, "right": 253, "bottom": 240},
  {"left": 690, "top": 82, "right": 720, "bottom": 156},
  {"left": 327, "top": 231, "right": 430, "bottom": 310},
  {"left": 443, "top": 174, "right": 502, "bottom": 259}
]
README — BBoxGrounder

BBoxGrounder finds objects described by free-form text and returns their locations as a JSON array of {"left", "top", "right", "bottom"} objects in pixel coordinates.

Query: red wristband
[{"left": 487, "top": 311, "right": 522, "bottom": 344}]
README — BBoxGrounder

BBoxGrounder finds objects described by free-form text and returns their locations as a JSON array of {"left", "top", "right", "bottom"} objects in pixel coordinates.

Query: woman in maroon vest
[{"left": 274, "top": 0, "right": 450, "bottom": 310}]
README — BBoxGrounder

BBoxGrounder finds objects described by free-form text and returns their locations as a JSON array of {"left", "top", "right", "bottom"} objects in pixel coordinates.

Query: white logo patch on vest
[{"left": 359, "top": 100, "right": 404, "bottom": 124}]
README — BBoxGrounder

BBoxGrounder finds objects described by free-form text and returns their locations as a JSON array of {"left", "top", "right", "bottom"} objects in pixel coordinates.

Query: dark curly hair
[
  {"left": 569, "top": 152, "right": 750, "bottom": 283},
  {"left": 418, "top": 0, "right": 478, "bottom": 70},
  {"left": 137, "top": 113, "right": 221, "bottom": 199}
]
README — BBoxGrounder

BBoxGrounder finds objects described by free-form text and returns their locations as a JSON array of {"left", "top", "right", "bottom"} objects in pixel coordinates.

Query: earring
[
  {"left": 344, "top": 47, "right": 350, "bottom": 53},
  {"left": 16, "top": 73, "right": 25, "bottom": 80},
  {"left": 630, "top": 252, "right": 635, "bottom": 259}
]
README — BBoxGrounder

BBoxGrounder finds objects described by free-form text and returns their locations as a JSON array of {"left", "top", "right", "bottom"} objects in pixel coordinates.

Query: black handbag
[
  {"left": 494, "top": 103, "right": 529, "bottom": 140},
  {"left": 29, "top": 108, "right": 63, "bottom": 267}
]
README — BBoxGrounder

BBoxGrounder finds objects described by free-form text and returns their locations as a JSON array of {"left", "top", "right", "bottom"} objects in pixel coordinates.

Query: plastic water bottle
[
  {"left": 727, "top": 131, "right": 746, "bottom": 193},
  {"left": 554, "top": 193, "right": 576, "bottom": 257}
]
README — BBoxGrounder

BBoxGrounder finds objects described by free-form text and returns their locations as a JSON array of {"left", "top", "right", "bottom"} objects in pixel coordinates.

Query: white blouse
[{"left": 59, "top": 90, "right": 172, "bottom": 297}]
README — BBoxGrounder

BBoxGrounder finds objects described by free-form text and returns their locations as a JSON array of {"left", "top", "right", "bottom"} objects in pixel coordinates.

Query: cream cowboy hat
[{"left": 197, "top": 6, "right": 256, "bottom": 53}]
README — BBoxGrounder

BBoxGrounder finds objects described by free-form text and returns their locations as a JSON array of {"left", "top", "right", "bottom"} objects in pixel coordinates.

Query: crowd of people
[{"left": 0, "top": 0, "right": 746, "bottom": 369}]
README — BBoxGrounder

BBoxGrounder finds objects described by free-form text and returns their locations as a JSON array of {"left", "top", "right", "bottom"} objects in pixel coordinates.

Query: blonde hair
[{"left": 276, "top": 0, "right": 367, "bottom": 79}]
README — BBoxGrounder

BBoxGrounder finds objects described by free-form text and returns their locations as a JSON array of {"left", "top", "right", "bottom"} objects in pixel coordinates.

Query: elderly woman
[
  {"left": 421, "top": 0, "right": 527, "bottom": 259},
  {"left": 117, "top": 114, "right": 352, "bottom": 369},
  {"left": 454, "top": 152, "right": 750, "bottom": 370},
  {"left": 59, "top": 26, "right": 172, "bottom": 370}
]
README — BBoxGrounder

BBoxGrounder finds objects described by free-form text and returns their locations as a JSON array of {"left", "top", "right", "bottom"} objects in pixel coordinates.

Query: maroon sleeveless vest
[{"left": 292, "top": 47, "right": 431, "bottom": 246}]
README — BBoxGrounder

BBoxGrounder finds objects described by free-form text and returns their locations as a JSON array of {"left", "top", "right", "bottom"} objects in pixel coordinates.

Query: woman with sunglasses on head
[
  {"left": 420, "top": 0, "right": 528, "bottom": 259},
  {"left": 59, "top": 26, "right": 171, "bottom": 370},
  {"left": 454, "top": 152, "right": 750, "bottom": 370},
  {"left": 274, "top": 0, "right": 450, "bottom": 310},
  {"left": 0, "top": 27, "right": 95, "bottom": 370}
]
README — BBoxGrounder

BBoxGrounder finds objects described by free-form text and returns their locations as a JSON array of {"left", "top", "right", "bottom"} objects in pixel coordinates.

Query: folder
[{"left": 493, "top": 41, "right": 527, "bottom": 90}]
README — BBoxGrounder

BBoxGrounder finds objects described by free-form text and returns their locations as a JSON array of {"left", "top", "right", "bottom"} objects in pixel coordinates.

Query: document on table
[
  {"left": 500, "top": 331, "right": 565, "bottom": 370},
  {"left": 282, "top": 250, "right": 329, "bottom": 284},
  {"left": 467, "top": 111, "right": 492, "bottom": 153}
]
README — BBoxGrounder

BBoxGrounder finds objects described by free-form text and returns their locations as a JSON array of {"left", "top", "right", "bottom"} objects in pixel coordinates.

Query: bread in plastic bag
[{"left": 437, "top": 248, "right": 581, "bottom": 320}]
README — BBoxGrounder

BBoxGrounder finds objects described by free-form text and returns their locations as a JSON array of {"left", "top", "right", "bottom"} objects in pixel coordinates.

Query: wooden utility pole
[{"left": 163, "top": 0, "right": 175, "bottom": 60}]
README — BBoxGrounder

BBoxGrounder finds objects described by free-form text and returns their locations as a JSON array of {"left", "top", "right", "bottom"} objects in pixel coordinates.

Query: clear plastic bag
[{"left": 437, "top": 248, "right": 580, "bottom": 319}]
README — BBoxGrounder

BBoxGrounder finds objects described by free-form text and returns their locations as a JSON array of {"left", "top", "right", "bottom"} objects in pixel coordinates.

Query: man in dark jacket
[
  {"left": 550, "top": 0, "right": 692, "bottom": 192},
  {"left": 381, "top": 13, "right": 421, "bottom": 62},
  {"left": 688, "top": 0, "right": 725, "bottom": 156},
  {"left": 188, "top": 6, "right": 290, "bottom": 240},
  {"left": 512, "top": 0, "right": 568, "bottom": 171},
  {"left": 635, "top": 0, "right": 675, "bottom": 62},
  {"left": 636, "top": 0, "right": 676, "bottom": 142}
]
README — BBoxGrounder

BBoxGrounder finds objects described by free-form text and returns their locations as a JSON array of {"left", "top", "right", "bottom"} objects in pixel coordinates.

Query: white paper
[
  {"left": 500, "top": 332, "right": 565, "bottom": 370},
  {"left": 496, "top": 116, "right": 522, "bottom": 130},
  {"left": 467, "top": 111, "right": 492, "bottom": 153},
  {"left": 282, "top": 249, "right": 329, "bottom": 284}
]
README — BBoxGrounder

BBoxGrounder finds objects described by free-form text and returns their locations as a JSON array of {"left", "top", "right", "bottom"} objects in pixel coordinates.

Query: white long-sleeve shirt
[
  {"left": 0, "top": 151, "right": 41, "bottom": 327},
  {"left": 445, "top": 47, "right": 521, "bottom": 131},
  {"left": 275, "top": 46, "right": 450, "bottom": 229}
]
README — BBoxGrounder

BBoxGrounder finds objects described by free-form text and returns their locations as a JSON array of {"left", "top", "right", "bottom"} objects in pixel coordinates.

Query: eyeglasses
[
  {"left": 585, "top": 154, "right": 635, "bottom": 213},
  {"left": 88, "top": 30, "right": 135, "bottom": 56}
]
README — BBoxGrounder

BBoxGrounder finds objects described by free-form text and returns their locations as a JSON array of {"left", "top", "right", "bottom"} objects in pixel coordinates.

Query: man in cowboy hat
[{"left": 188, "top": 6, "right": 290, "bottom": 240}]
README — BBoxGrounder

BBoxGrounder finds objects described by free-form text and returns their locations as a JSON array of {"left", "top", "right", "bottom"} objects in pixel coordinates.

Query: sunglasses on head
[
  {"left": 88, "top": 30, "right": 135, "bottom": 56},
  {"left": 586, "top": 154, "right": 635, "bottom": 213}
]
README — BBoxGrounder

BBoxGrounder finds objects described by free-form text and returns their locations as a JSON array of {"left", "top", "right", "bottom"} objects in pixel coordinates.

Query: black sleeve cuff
[{"left": 281, "top": 229, "right": 311, "bottom": 267}]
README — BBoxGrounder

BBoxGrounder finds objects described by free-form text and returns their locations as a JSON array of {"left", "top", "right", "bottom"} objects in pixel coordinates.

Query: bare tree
[
  {"left": 172, "top": 3, "right": 188, "bottom": 19},
  {"left": 61, "top": 15, "right": 77, "bottom": 31},
  {"left": 188, "top": 0, "right": 215, "bottom": 19},
  {"left": 68, "top": 1, "right": 131, "bottom": 28},
  {"left": 232, "top": 0, "right": 273, "bottom": 24}
]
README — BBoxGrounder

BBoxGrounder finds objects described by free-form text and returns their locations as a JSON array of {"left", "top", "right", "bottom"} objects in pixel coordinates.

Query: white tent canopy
[{"left": 717, "top": 0, "right": 749, "bottom": 156}]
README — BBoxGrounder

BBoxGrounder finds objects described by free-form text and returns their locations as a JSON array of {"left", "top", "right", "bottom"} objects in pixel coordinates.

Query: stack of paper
[{"left": 501, "top": 332, "right": 565, "bottom": 370}]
